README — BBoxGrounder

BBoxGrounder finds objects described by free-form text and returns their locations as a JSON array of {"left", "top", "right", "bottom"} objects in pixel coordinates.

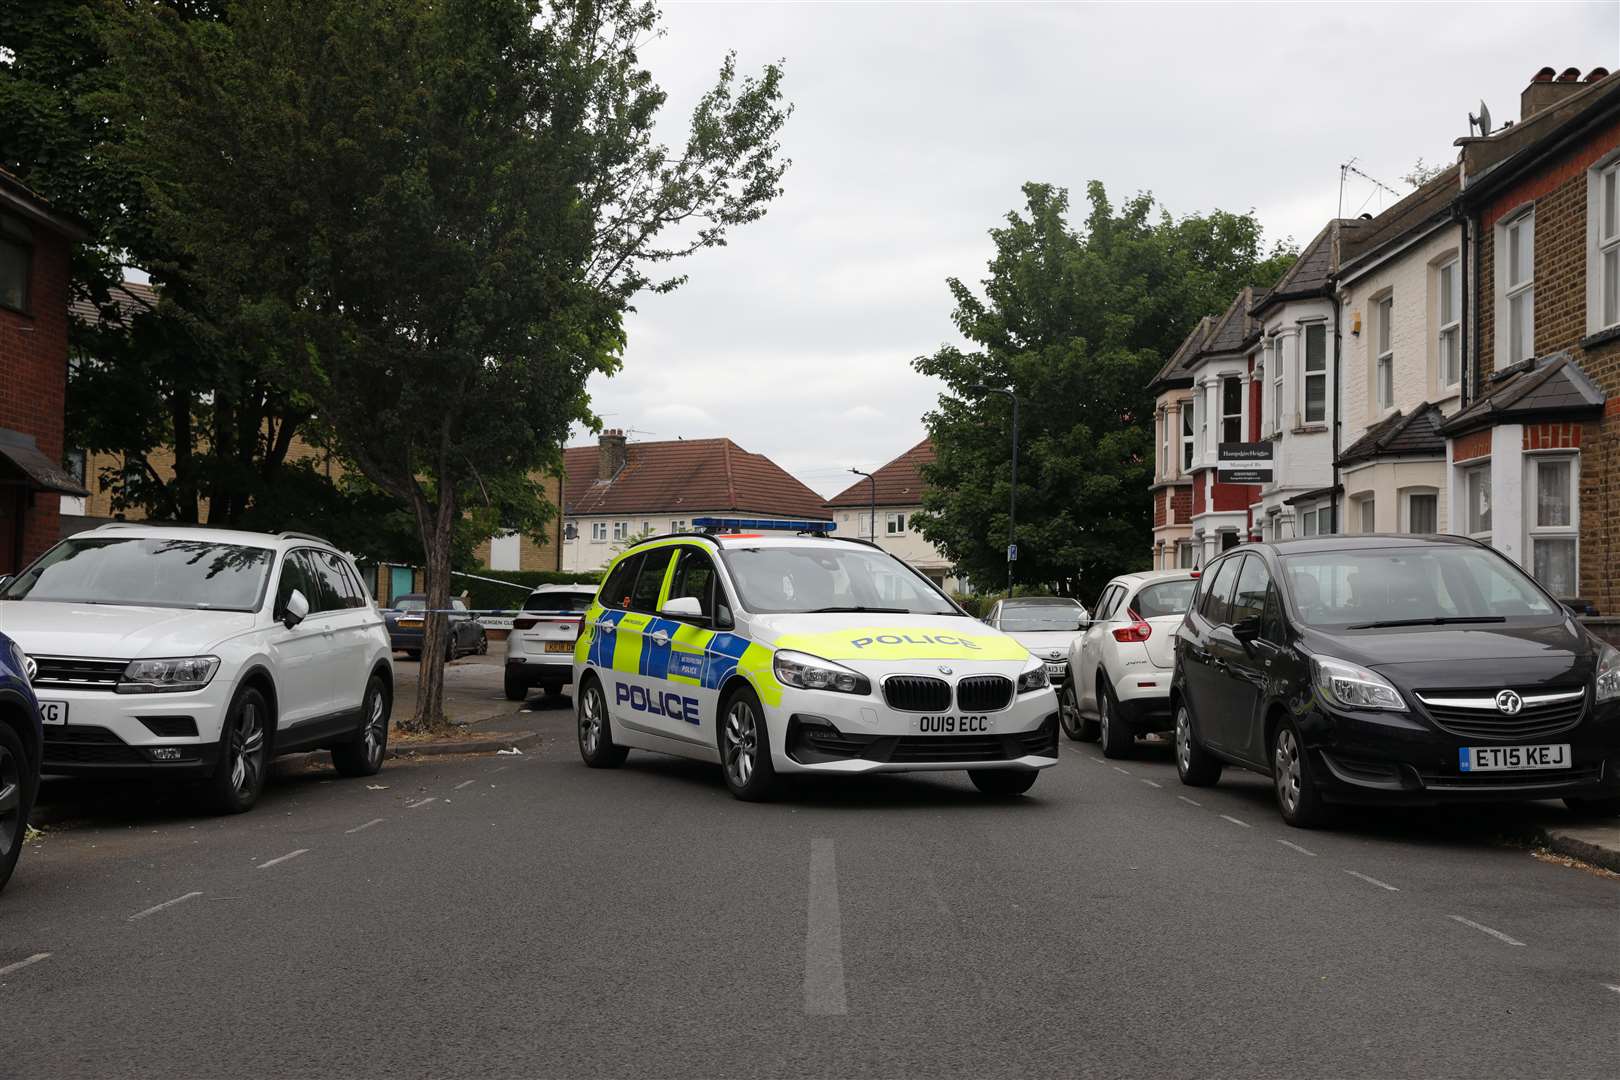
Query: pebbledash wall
[
  {"left": 0, "top": 225, "right": 72, "bottom": 571},
  {"left": 1472, "top": 115, "right": 1620, "bottom": 612}
]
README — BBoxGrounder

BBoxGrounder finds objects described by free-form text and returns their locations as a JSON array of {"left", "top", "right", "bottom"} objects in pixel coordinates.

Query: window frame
[
  {"left": 1302, "top": 322, "right": 1327, "bottom": 424},
  {"left": 1220, "top": 376, "right": 1244, "bottom": 444},
  {"left": 1358, "top": 496, "right": 1376, "bottom": 535},
  {"left": 1181, "top": 402, "right": 1195, "bottom": 471},
  {"left": 1271, "top": 337, "right": 1284, "bottom": 435},
  {"left": 886, "top": 511, "right": 907, "bottom": 536},
  {"left": 1589, "top": 157, "right": 1620, "bottom": 334},
  {"left": 1401, "top": 487, "right": 1439, "bottom": 534},
  {"left": 1436, "top": 258, "right": 1461, "bottom": 390},
  {"left": 1499, "top": 208, "right": 1535, "bottom": 365},
  {"left": 1375, "top": 294, "right": 1394, "bottom": 411},
  {"left": 0, "top": 213, "right": 34, "bottom": 316},
  {"left": 612, "top": 521, "right": 629, "bottom": 541},
  {"left": 591, "top": 522, "right": 608, "bottom": 543},
  {"left": 1464, "top": 462, "right": 1492, "bottom": 541},
  {"left": 1525, "top": 453, "right": 1578, "bottom": 597}
]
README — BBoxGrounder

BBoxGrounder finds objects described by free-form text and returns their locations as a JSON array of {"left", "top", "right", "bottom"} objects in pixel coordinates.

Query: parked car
[
  {"left": 505, "top": 584, "right": 598, "bottom": 701},
  {"left": 1064, "top": 569, "right": 1200, "bottom": 756},
  {"left": 385, "top": 593, "right": 487, "bottom": 660},
  {"left": 574, "top": 529, "right": 1059, "bottom": 800},
  {"left": 983, "top": 596, "right": 1089, "bottom": 695},
  {"left": 1171, "top": 535, "right": 1620, "bottom": 828},
  {"left": 0, "top": 631, "right": 42, "bottom": 894},
  {"left": 0, "top": 524, "right": 394, "bottom": 814}
]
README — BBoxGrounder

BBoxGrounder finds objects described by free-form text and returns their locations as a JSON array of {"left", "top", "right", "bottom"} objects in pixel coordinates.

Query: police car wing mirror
[
  {"left": 283, "top": 589, "right": 310, "bottom": 629},
  {"left": 660, "top": 595, "right": 707, "bottom": 622}
]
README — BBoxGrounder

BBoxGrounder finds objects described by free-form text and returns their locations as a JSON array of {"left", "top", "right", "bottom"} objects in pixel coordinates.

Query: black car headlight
[
  {"left": 1596, "top": 643, "right": 1620, "bottom": 704},
  {"left": 1017, "top": 662, "right": 1049, "bottom": 693},
  {"left": 773, "top": 650, "right": 871, "bottom": 695},
  {"left": 1311, "top": 654, "right": 1406, "bottom": 712}
]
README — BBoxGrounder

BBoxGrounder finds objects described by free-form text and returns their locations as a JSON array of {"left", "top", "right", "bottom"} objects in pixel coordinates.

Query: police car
[{"left": 572, "top": 519, "right": 1061, "bottom": 800}]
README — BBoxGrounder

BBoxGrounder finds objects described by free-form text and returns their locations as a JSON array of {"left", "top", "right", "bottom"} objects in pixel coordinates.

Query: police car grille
[
  {"left": 956, "top": 675, "right": 1012, "bottom": 712},
  {"left": 887, "top": 735, "right": 1007, "bottom": 763},
  {"left": 1417, "top": 688, "right": 1586, "bottom": 741},
  {"left": 882, "top": 676, "right": 951, "bottom": 712}
]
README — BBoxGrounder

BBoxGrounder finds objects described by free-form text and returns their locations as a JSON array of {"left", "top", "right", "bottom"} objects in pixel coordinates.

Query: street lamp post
[
  {"left": 848, "top": 467, "right": 877, "bottom": 543},
  {"left": 970, "top": 384, "right": 1018, "bottom": 598}
]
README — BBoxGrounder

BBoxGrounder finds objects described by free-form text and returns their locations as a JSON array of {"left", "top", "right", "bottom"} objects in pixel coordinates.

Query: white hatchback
[
  {"left": 1063, "top": 570, "right": 1200, "bottom": 758},
  {"left": 0, "top": 524, "right": 394, "bottom": 812}
]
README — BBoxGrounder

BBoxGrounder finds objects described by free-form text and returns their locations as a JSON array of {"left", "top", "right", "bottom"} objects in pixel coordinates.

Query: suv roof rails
[{"left": 274, "top": 530, "right": 335, "bottom": 546}]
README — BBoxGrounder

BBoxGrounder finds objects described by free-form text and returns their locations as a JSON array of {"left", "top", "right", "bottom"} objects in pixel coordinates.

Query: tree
[
  {"left": 109, "top": 0, "right": 791, "bottom": 731},
  {"left": 1401, "top": 157, "right": 1447, "bottom": 189},
  {"left": 913, "top": 182, "right": 1295, "bottom": 596}
]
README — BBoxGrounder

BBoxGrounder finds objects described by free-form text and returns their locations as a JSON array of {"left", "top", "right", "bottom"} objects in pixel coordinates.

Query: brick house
[
  {"left": 1148, "top": 315, "right": 1212, "bottom": 569},
  {"left": 825, "top": 437, "right": 958, "bottom": 589},
  {"left": 560, "top": 430, "right": 831, "bottom": 572},
  {"left": 1450, "top": 66, "right": 1620, "bottom": 607},
  {"left": 0, "top": 168, "right": 88, "bottom": 574}
]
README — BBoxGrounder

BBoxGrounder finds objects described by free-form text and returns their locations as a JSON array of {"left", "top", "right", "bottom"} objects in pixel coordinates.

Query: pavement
[{"left": 3, "top": 669, "right": 1619, "bottom": 1078}]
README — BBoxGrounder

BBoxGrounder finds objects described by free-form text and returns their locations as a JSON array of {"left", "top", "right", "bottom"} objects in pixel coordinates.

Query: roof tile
[{"left": 562, "top": 438, "right": 830, "bottom": 520}]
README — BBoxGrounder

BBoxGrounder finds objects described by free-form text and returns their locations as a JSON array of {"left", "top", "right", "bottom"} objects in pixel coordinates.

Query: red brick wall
[
  {"left": 0, "top": 227, "right": 72, "bottom": 573},
  {"left": 1523, "top": 422, "right": 1583, "bottom": 450},
  {"left": 1211, "top": 481, "right": 1257, "bottom": 513},
  {"left": 1191, "top": 476, "right": 1205, "bottom": 516},
  {"left": 1453, "top": 430, "right": 1493, "bottom": 463},
  {"left": 1153, "top": 488, "right": 1167, "bottom": 528},
  {"left": 1473, "top": 115, "right": 1620, "bottom": 611},
  {"left": 1171, "top": 486, "right": 1192, "bottom": 523}
]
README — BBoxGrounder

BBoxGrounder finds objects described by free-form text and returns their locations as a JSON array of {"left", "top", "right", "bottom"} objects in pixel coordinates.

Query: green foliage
[
  {"left": 101, "top": 0, "right": 790, "bottom": 726},
  {"left": 453, "top": 569, "right": 601, "bottom": 613},
  {"left": 914, "top": 182, "right": 1295, "bottom": 598}
]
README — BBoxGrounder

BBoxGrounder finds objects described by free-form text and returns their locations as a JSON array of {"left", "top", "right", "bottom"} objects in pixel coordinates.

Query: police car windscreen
[{"left": 725, "top": 546, "right": 957, "bottom": 616}]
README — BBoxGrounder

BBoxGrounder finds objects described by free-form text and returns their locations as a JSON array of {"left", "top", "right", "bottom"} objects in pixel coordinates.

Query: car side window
[
  {"left": 630, "top": 548, "right": 676, "bottom": 614},
  {"left": 598, "top": 553, "right": 643, "bottom": 611},
  {"left": 1199, "top": 557, "right": 1240, "bottom": 626},
  {"left": 1261, "top": 584, "right": 1285, "bottom": 644},
  {"left": 1093, "top": 586, "right": 1118, "bottom": 622},
  {"left": 668, "top": 548, "right": 718, "bottom": 618},
  {"left": 310, "top": 550, "right": 366, "bottom": 609},
  {"left": 1230, "top": 555, "right": 1270, "bottom": 626},
  {"left": 275, "top": 550, "right": 316, "bottom": 616},
  {"left": 301, "top": 550, "right": 350, "bottom": 614}
]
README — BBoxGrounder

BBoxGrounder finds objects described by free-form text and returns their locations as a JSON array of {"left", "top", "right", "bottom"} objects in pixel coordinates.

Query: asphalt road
[{"left": 3, "top": 697, "right": 1618, "bottom": 1079}]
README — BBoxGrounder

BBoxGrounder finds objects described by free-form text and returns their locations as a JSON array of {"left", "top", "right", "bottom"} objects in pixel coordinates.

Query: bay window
[
  {"left": 1303, "top": 323, "right": 1326, "bottom": 424},
  {"left": 1375, "top": 295, "right": 1394, "bottom": 410},
  {"left": 1221, "top": 377, "right": 1243, "bottom": 444},
  {"left": 1527, "top": 456, "right": 1577, "bottom": 597},
  {"left": 1591, "top": 159, "right": 1620, "bottom": 333},
  {"left": 1437, "top": 259, "right": 1461, "bottom": 390},
  {"left": 1271, "top": 338, "right": 1284, "bottom": 434},
  {"left": 1464, "top": 464, "right": 1492, "bottom": 540},
  {"left": 1358, "top": 497, "right": 1376, "bottom": 534},
  {"left": 1501, "top": 210, "right": 1535, "bottom": 364},
  {"left": 1181, "top": 403, "right": 1194, "bottom": 470},
  {"left": 1402, "top": 488, "right": 1438, "bottom": 533}
]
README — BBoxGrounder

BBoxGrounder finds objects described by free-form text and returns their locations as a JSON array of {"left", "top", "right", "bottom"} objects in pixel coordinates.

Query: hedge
[{"left": 451, "top": 569, "right": 601, "bottom": 612}]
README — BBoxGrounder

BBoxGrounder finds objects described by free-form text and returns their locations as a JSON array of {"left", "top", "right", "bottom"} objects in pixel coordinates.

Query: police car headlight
[
  {"left": 1017, "top": 662, "right": 1049, "bottom": 693},
  {"left": 774, "top": 650, "right": 871, "bottom": 695}
]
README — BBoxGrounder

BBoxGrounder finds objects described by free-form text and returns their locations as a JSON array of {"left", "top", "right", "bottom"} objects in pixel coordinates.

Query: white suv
[
  {"left": 504, "top": 584, "right": 597, "bottom": 701},
  {"left": 0, "top": 524, "right": 394, "bottom": 812}
]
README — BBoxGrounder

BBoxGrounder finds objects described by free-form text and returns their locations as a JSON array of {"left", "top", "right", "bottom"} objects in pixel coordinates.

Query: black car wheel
[
  {"left": 200, "top": 686, "right": 271, "bottom": 815},
  {"left": 1060, "top": 683, "right": 1098, "bottom": 743},
  {"left": 477, "top": 630, "right": 488, "bottom": 656},
  {"left": 1174, "top": 702, "right": 1222, "bottom": 787},
  {"left": 0, "top": 723, "right": 35, "bottom": 894},
  {"left": 332, "top": 675, "right": 390, "bottom": 778},
  {"left": 504, "top": 667, "right": 529, "bottom": 702},
  {"left": 1098, "top": 677, "right": 1132, "bottom": 759},
  {"left": 1273, "top": 719, "right": 1327, "bottom": 829}
]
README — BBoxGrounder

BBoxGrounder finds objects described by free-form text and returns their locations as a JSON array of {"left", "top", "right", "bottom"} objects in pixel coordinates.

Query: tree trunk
[{"left": 401, "top": 485, "right": 459, "bottom": 735}]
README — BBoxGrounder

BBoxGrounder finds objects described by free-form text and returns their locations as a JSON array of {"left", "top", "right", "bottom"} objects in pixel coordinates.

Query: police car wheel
[
  {"left": 968, "top": 768, "right": 1037, "bottom": 796},
  {"left": 719, "top": 686, "right": 777, "bottom": 801},
  {"left": 577, "top": 677, "right": 628, "bottom": 768}
]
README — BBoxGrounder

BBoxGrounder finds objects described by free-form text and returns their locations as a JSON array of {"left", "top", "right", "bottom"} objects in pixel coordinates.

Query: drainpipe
[
  {"left": 1458, "top": 208, "right": 1472, "bottom": 410},
  {"left": 1470, "top": 207, "right": 1483, "bottom": 401},
  {"left": 1330, "top": 288, "right": 1343, "bottom": 532}
]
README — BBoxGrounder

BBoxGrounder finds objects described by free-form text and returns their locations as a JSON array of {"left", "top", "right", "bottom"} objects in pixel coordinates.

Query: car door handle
[
  {"left": 649, "top": 629, "right": 670, "bottom": 646},
  {"left": 1211, "top": 658, "right": 1228, "bottom": 673}
]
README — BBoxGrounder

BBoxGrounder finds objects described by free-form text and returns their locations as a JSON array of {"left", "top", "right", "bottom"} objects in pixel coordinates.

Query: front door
[
  {"left": 389, "top": 566, "right": 414, "bottom": 606},
  {"left": 1181, "top": 554, "right": 1240, "bottom": 749},
  {"left": 1211, "top": 554, "right": 1272, "bottom": 762},
  {"left": 612, "top": 547, "right": 691, "bottom": 742},
  {"left": 304, "top": 549, "right": 376, "bottom": 715},
  {"left": 663, "top": 546, "right": 726, "bottom": 745},
  {"left": 268, "top": 550, "right": 336, "bottom": 726},
  {"left": 1077, "top": 584, "right": 1122, "bottom": 715}
]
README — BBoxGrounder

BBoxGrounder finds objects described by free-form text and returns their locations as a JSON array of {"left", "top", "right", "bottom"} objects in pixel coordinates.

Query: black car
[
  {"left": 0, "top": 630, "right": 42, "bottom": 894},
  {"left": 1170, "top": 535, "right": 1620, "bottom": 828},
  {"left": 384, "top": 594, "right": 487, "bottom": 660}
]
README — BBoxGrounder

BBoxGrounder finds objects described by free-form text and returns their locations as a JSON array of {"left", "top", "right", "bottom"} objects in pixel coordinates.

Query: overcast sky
[{"left": 581, "top": 1, "right": 1620, "bottom": 498}]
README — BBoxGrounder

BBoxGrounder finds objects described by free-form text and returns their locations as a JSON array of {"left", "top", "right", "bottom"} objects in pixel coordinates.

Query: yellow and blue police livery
[{"left": 572, "top": 519, "right": 1061, "bottom": 800}]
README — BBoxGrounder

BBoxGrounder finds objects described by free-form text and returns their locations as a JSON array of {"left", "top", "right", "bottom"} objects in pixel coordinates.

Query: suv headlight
[
  {"left": 1311, "top": 654, "right": 1406, "bottom": 712},
  {"left": 1596, "top": 644, "right": 1620, "bottom": 704},
  {"left": 1017, "top": 662, "right": 1049, "bottom": 694},
  {"left": 773, "top": 650, "right": 870, "bottom": 695},
  {"left": 118, "top": 656, "right": 220, "bottom": 694}
]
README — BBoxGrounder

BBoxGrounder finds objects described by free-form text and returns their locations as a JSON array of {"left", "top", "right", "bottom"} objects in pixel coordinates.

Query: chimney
[
  {"left": 1521, "top": 66, "right": 1589, "bottom": 120},
  {"left": 598, "top": 428, "right": 627, "bottom": 481}
]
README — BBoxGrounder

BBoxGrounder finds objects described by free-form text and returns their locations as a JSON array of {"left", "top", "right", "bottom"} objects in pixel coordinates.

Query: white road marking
[
  {"left": 407, "top": 797, "right": 437, "bottom": 809},
  {"left": 454, "top": 779, "right": 477, "bottom": 790},
  {"left": 129, "top": 891, "right": 202, "bottom": 921},
  {"left": 1343, "top": 869, "right": 1399, "bottom": 892},
  {"left": 1177, "top": 795, "right": 1202, "bottom": 807},
  {"left": 1090, "top": 755, "right": 1104, "bottom": 763},
  {"left": 491, "top": 766, "right": 510, "bottom": 774},
  {"left": 1111, "top": 766, "right": 1131, "bottom": 775},
  {"left": 1219, "top": 814, "right": 1250, "bottom": 828},
  {"left": 1140, "top": 779, "right": 1163, "bottom": 789},
  {"left": 804, "top": 838, "right": 848, "bottom": 1016},
  {"left": 1447, "top": 914, "right": 1525, "bottom": 947},
  {"left": 1603, "top": 983, "right": 1620, "bottom": 995},
  {"left": 1276, "top": 839, "right": 1317, "bottom": 857},
  {"left": 346, "top": 818, "right": 384, "bottom": 834},
  {"left": 257, "top": 848, "right": 309, "bottom": 870},
  {"left": 0, "top": 953, "right": 51, "bottom": 977}
]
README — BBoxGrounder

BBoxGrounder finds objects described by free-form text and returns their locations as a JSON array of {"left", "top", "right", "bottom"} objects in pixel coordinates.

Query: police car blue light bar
[{"left": 692, "top": 516, "right": 836, "bottom": 534}]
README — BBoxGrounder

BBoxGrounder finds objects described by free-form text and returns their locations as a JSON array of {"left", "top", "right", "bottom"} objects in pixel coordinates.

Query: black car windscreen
[{"left": 1281, "top": 547, "right": 1558, "bottom": 627}]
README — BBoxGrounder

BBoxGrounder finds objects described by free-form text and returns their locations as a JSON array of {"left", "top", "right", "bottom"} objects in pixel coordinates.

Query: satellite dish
[{"left": 1469, "top": 100, "right": 1493, "bottom": 136}]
